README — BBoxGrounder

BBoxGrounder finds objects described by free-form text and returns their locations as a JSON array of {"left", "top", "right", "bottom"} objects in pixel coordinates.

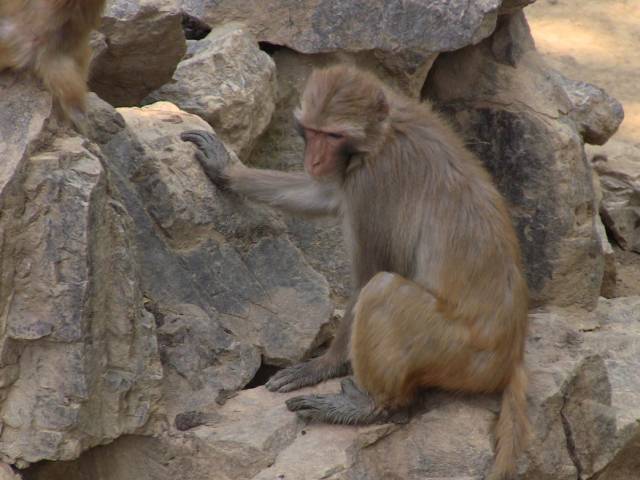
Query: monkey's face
[
  {"left": 296, "top": 123, "right": 355, "bottom": 179},
  {"left": 295, "top": 65, "right": 391, "bottom": 179}
]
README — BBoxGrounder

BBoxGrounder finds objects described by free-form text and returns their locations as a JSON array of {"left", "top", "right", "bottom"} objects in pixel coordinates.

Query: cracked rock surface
[
  {"left": 0, "top": 0, "right": 634, "bottom": 478},
  {"left": 23, "top": 298, "right": 640, "bottom": 480}
]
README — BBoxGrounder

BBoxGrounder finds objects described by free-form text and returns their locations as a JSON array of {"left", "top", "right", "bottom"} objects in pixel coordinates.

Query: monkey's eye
[{"left": 327, "top": 132, "right": 344, "bottom": 139}]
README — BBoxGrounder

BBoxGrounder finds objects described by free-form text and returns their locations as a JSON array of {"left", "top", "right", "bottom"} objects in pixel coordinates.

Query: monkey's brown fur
[
  {"left": 0, "top": 0, "right": 106, "bottom": 129},
  {"left": 182, "top": 65, "right": 529, "bottom": 480}
]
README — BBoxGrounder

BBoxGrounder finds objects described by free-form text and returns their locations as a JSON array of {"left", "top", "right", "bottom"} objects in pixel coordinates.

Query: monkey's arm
[
  {"left": 230, "top": 167, "right": 340, "bottom": 216},
  {"left": 182, "top": 130, "right": 340, "bottom": 217}
]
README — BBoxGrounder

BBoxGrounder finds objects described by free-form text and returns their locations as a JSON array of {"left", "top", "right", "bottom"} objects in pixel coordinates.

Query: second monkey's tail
[{"left": 488, "top": 365, "right": 529, "bottom": 480}]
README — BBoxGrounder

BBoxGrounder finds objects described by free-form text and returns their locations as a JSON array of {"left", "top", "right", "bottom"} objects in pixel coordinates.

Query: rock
[
  {"left": 592, "top": 174, "right": 617, "bottom": 297},
  {"left": 111, "top": 102, "right": 333, "bottom": 367},
  {"left": 174, "top": 0, "right": 510, "bottom": 97},
  {"left": 84, "top": 99, "right": 332, "bottom": 421},
  {"left": 26, "top": 297, "right": 640, "bottom": 480},
  {"left": 90, "top": 0, "right": 187, "bottom": 106},
  {"left": 144, "top": 24, "right": 277, "bottom": 160},
  {"left": 553, "top": 73, "right": 625, "bottom": 145},
  {"left": 0, "top": 79, "right": 163, "bottom": 466},
  {"left": 425, "top": 11, "right": 603, "bottom": 308},
  {"left": 595, "top": 216, "right": 617, "bottom": 298},
  {"left": 569, "top": 297, "right": 640, "bottom": 477},
  {"left": 499, "top": 0, "right": 537, "bottom": 14},
  {"left": 591, "top": 140, "right": 640, "bottom": 253},
  {"left": 152, "top": 302, "right": 261, "bottom": 419},
  {"left": 180, "top": 0, "right": 502, "bottom": 54}
]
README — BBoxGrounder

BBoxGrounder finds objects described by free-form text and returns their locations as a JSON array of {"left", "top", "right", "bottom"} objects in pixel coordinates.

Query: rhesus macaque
[
  {"left": 0, "top": 0, "right": 107, "bottom": 129},
  {"left": 182, "top": 65, "right": 529, "bottom": 479}
]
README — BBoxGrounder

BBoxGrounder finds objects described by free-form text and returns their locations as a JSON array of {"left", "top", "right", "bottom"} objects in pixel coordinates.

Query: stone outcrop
[
  {"left": 24, "top": 297, "right": 640, "bottom": 480},
  {"left": 0, "top": 0, "right": 633, "bottom": 477},
  {"left": 144, "top": 24, "right": 277, "bottom": 160},
  {"left": 90, "top": 0, "right": 187, "bottom": 106},
  {"left": 425, "top": 11, "right": 619, "bottom": 308}
]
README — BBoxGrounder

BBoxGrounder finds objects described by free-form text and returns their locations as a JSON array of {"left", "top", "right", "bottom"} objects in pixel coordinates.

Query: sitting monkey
[{"left": 183, "top": 65, "right": 529, "bottom": 480}]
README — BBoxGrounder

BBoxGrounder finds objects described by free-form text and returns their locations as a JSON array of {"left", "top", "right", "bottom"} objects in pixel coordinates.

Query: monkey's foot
[
  {"left": 286, "top": 377, "right": 389, "bottom": 425},
  {"left": 266, "top": 358, "right": 349, "bottom": 393}
]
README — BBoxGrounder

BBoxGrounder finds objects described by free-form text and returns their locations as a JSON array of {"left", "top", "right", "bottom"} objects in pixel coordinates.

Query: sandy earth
[
  {"left": 526, "top": 0, "right": 640, "bottom": 297},
  {"left": 526, "top": 0, "right": 639, "bottom": 142}
]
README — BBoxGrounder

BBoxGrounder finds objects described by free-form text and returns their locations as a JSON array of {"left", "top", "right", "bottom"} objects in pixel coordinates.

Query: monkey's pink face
[{"left": 300, "top": 126, "right": 351, "bottom": 178}]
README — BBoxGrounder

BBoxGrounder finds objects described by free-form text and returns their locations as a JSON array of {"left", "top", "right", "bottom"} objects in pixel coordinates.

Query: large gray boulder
[
  {"left": 0, "top": 76, "right": 333, "bottom": 465},
  {"left": 0, "top": 75, "right": 163, "bottom": 467},
  {"left": 591, "top": 141, "right": 640, "bottom": 253},
  {"left": 171, "top": 0, "right": 517, "bottom": 97},
  {"left": 24, "top": 297, "right": 640, "bottom": 480},
  {"left": 90, "top": 0, "right": 187, "bottom": 106}
]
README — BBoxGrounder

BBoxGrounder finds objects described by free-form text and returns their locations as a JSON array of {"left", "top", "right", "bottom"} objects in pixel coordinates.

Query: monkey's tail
[{"left": 488, "top": 364, "right": 529, "bottom": 480}]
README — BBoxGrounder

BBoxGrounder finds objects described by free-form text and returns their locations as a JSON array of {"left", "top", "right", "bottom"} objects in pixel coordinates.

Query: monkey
[
  {"left": 182, "top": 65, "right": 529, "bottom": 479},
  {"left": 0, "top": 0, "right": 107, "bottom": 130}
]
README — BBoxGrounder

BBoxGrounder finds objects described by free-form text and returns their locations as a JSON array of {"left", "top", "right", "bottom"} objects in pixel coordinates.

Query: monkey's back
[{"left": 344, "top": 96, "right": 528, "bottom": 372}]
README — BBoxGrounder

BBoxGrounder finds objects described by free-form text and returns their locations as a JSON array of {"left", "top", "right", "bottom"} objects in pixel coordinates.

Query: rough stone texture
[
  {"left": 86, "top": 100, "right": 333, "bottom": 420},
  {"left": 178, "top": 0, "right": 502, "bottom": 53},
  {"left": 235, "top": 50, "right": 351, "bottom": 300},
  {"left": 425, "top": 11, "right": 602, "bottom": 308},
  {"left": 553, "top": 72, "right": 625, "bottom": 145},
  {"left": 0, "top": 76, "right": 163, "bottom": 467},
  {"left": 90, "top": 0, "right": 187, "bottom": 106},
  {"left": 144, "top": 24, "right": 277, "bottom": 160},
  {"left": 0, "top": 79, "right": 333, "bottom": 465},
  {"left": 591, "top": 141, "right": 640, "bottom": 253},
  {"left": 24, "top": 297, "right": 640, "bottom": 480},
  {"left": 173, "top": 0, "right": 511, "bottom": 97},
  {"left": 592, "top": 174, "right": 617, "bottom": 297}
]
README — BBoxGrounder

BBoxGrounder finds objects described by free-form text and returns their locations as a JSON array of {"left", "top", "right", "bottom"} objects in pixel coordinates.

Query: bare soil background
[{"left": 527, "top": 0, "right": 639, "bottom": 142}]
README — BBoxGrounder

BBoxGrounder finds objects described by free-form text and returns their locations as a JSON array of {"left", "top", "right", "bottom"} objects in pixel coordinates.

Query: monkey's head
[{"left": 295, "top": 65, "right": 390, "bottom": 179}]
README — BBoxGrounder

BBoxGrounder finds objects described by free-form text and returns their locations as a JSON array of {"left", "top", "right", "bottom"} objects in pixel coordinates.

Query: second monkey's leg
[
  {"left": 286, "top": 272, "right": 477, "bottom": 424},
  {"left": 266, "top": 294, "right": 358, "bottom": 392}
]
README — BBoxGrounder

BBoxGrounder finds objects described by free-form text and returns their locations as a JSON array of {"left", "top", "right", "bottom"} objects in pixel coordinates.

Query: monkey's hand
[{"left": 181, "top": 130, "right": 231, "bottom": 191}]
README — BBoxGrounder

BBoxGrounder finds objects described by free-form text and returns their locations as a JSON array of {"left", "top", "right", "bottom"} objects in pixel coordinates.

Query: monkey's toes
[
  {"left": 285, "top": 395, "right": 323, "bottom": 412},
  {"left": 266, "top": 363, "right": 315, "bottom": 392}
]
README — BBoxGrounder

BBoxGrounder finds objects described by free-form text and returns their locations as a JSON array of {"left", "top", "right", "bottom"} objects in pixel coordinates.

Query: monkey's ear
[{"left": 375, "top": 90, "right": 389, "bottom": 122}]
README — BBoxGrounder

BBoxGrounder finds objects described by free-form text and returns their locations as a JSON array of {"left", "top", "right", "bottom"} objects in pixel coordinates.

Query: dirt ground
[
  {"left": 526, "top": 0, "right": 640, "bottom": 297},
  {"left": 526, "top": 0, "right": 639, "bottom": 142}
]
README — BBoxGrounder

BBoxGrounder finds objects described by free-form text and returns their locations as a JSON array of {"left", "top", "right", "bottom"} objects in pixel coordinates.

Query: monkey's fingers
[{"left": 180, "top": 130, "right": 216, "bottom": 150}]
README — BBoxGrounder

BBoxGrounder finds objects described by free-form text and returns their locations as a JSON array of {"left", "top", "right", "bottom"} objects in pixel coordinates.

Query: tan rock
[
  {"left": 90, "top": 0, "right": 187, "bottom": 106},
  {"left": 144, "top": 24, "right": 277, "bottom": 160}
]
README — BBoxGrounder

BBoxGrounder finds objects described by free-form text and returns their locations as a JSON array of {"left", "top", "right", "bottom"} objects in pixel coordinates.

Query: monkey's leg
[
  {"left": 266, "top": 295, "right": 358, "bottom": 393},
  {"left": 36, "top": 52, "right": 88, "bottom": 130},
  {"left": 287, "top": 272, "right": 480, "bottom": 424}
]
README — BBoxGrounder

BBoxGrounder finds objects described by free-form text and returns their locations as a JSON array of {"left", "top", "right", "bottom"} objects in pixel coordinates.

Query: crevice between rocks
[
  {"left": 244, "top": 360, "right": 281, "bottom": 389},
  {"left": 560, "top": 389, "right": 583, "bottom": 480}
]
